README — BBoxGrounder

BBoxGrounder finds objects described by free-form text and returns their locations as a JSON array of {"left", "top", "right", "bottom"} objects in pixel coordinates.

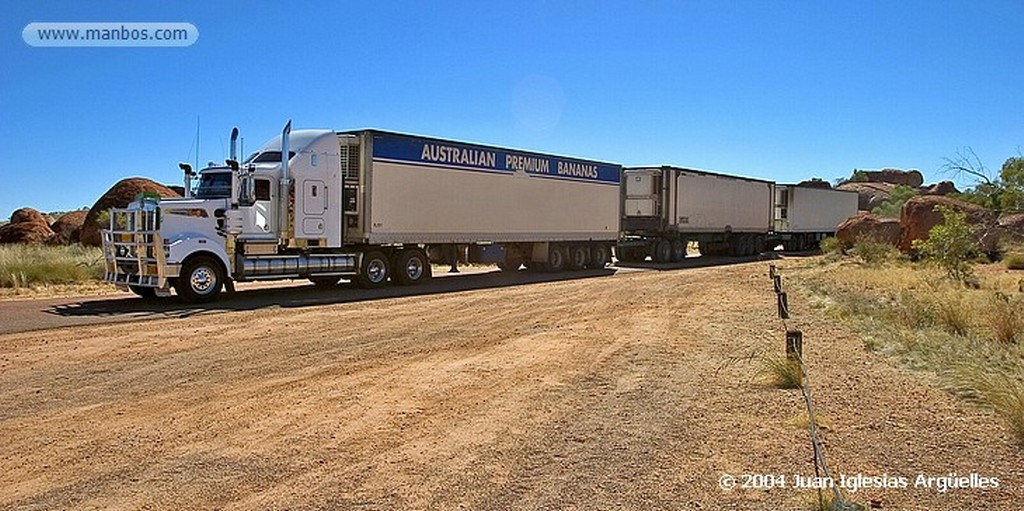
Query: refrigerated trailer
[
  {"left": 617, "top": 166, "right": 774, "bottom": 262},
  {"left": 770, "top": 184, "right": 859, "bottom": 251},
  {"left": 102, "top": 123, "right": 621, "bottom": 302}
]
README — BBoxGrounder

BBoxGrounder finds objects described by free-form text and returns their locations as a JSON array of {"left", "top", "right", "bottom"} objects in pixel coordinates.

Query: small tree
[
  {"left": 912, "top": 205, "right": 978, "bottom": 283},
  {"left": 871, "top": 185, "right": 919, "bottom": 218}
]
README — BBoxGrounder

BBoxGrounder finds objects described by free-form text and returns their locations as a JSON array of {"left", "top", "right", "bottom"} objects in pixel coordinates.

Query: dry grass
[
  {"left": 987, "top": 293, "right": 1023, "bottom": 344},
  {"left": 0, "top": 244, "right": 105, "bottom": 289},
  {"left": 1005, "top": 252, "right": 1024, "bottom": 270},
  {"left": 762, "top": 354, "right": 803, "bottom": 389},
  {"left": 791, "top": 259, "right": 1024, "bottom": 446}
]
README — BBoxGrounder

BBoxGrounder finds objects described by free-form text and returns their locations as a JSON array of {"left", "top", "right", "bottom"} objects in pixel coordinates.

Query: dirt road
[{"left": 1, "top": 260, "right": 1021, "bottom": 510}]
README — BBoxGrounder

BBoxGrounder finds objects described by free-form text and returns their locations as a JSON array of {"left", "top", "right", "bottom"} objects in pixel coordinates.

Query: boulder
[
  {"left": 861, "top": 168, "right": 924, "bottom": 187},
  {"left": 80, "top": 178, "right": 182, "bottom": 246},
  {"left": 835, "top": 213, "right": 901, "bottom": 249},
  {"left": 10, "top": 207, "right": 48, "bottom": 225},
  {"left": 0, "top": 221, "right": 55, "bottom": 244},
  {"left": 919, "top": 181, "right": 959, "bottom": 196},
  {"left": 898, "top": 195, "right": 999, "bottom": 254},
  {"left": 837, "top": 182, "right": 898, "bottom": 211},
  {"left": 796, "top": 179, "right": 832, "bottom": 189},
  {"left": 49, "top": 209, "right": 89, "bottom": 245},
  {"left": 998, "top": 213, "right": 1024, "bottom": 244}
]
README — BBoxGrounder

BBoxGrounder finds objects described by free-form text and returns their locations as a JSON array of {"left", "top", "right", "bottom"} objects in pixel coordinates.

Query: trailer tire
[
  {"left": 545, "top": 246, "right": 567, "bottom": 272},
  {"left": 174, "top": 255, "right": 224, "bottom": 303},
  {"left": 356, "top": 251, "right": 390, "bottom": 288},
  {"left": 568, "top": 245, "right": 588, "bottom": 270},
  {"left": 590, "top": 244, "right": 611, "bottom": 268},
  {"left": 394, "top": 249, "right": 431, "bottom": 286},
  {"left": 654, "top": 239, "right": 672, "bottom": 263},
  {"left": 671, "top": 239, "right": 685, "bottom": 262},
  {"left": 129, "top": 285, "right": 156, "bottom": 299}
]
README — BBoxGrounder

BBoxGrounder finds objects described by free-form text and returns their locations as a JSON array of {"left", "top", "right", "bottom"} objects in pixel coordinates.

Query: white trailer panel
[
  {"left": 775, "top": 185, "right": 858, "bottom": 233},
  {"left": 672, "top": 170, "right": 773, "bottom": 233},
  {"left": 352, "top": 131, "right": 621, "bottom": 245}
]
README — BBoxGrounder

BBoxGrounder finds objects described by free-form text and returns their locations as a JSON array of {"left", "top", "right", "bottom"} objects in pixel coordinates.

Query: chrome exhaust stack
[{"left": 277, "top": 120, "right": 292, "bottom": 244}]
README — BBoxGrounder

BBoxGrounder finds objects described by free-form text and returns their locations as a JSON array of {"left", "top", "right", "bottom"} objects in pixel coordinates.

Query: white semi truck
[
  {"left": 617, "top": 166, "right": 775, "bottom": 261},
  {"left": 771, "top": 183, "right": 859, "bottom": 251},
  {"left": 102, "top": 122, "right": 622, "bottom": 302}
]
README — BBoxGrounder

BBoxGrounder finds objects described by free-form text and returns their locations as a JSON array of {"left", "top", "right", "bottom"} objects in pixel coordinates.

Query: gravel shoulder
[{"left": 1, "top": 260, "right": 1020, "bottom": 510}]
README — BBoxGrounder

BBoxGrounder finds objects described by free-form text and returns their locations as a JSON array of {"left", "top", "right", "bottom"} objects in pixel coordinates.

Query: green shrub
[
  {"left": 1005, "top": 252, "right": 1024, "bottom": 270},
  {"left": 871, "top": 185, "right": 919, "bottom": 218},
  {"left": 912, "top": 205, "right": 978, "bottom": 283},
  {"left": 820, "top": 236, "right": 843, "bottom": 255},
  {"left": 852, "top": 237, "right": 898, "bottom": 266}
]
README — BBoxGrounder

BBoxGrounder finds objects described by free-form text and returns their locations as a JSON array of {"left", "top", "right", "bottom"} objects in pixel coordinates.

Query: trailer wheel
[
  {"left": 568, "top": 245, "right": 588, "bottom": 270},
  {"left": 174, "top": 255, "right": 224, "bottom": 303},
  {"left": 356, "top": 251, "right": 390, "bottom": 288},
  {"left": 545, "top": 246, "right": 567, "bottom": 272},
  {"left": 590, "top": 244, "right": 611, "bottom": 268},
  {"left": 670, "top": 239, "right": 685, "bottom": 262},
  {"left": 654, "top": 239, "right": 672, "bottom": 263},
  {"left": 394, "top": 249, "right": 431, "bottom": 286}
]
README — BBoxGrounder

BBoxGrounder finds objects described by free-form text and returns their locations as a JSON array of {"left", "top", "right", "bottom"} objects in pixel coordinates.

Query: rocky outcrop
[
  {"left": 796, "top": 179, "right": 832, "bottom": 189},
  {"left": 49, "top": 210, "right": 89, "bottom": 245},
  {"left": 1, "top": 207, "right": 56, "bottom": 244},
  {"left": 10, "top": 207, "right": 48, "bottom": 225},
  {"left": 0, "top": 221, "right": 55, "bottom": 244},
  {"left": 835, "top": 213, "right": 902, "bottom": 248},
  {"left": 861, "top": 168, "right": 924, "bottom": 188},
  {"left": 837, "top": 182, "right": 899, "bottom": 211},
  {"left": 919, "top": 181, "right": 959, "bottom": 196},
  {"left": 998, "top": 213, "right": 1024, "bottom": 245},
  {"left": 80, "top": 178, "right": 181, "bottom": 246},
  {"left": 898, "top": 196, "right": 999, "bottom": 254}
]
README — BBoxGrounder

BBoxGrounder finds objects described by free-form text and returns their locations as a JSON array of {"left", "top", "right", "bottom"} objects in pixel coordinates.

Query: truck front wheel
[
  {"left": 174, "top": 255, "right": 224, "bottom": 303},
  {"left": 356, "top": 251, "right": 390, "bottom": 288}
]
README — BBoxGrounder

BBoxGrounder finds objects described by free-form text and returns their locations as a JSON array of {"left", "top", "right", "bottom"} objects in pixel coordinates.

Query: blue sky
[{"left": 2, "top": 1, "right": 1022, "bottom": 215}]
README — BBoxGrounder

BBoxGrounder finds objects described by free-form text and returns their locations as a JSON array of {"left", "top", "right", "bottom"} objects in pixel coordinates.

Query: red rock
[
  {"left": 919, "top": 181, "right": 959, "bottom": 196},
  {"left": 80, "top": 178, "right": 181, "bottom": 246},
  {"left": 861, "top": 168, "right": 924, "bottom": 187},
  {"left": 49, "top": 210, "right": 89, "bottom": 245},
  {"left": 837, "top": 182, "right": 898, "bottom": 211},
  {"left": 9, "top": 207, "right": 48, "bottom": 225},
  {"left": 0, "top": 221, "right": 55, "bottom": 244},
  {"left": 835, "top": 213, "right": 901, "bottom": 248},
  {"left": 898, "top": 195, "right": 998, "bottom": 253}
]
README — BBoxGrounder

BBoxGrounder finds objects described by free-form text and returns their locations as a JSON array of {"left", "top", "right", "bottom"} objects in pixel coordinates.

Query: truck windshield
[
  {"left": 243, "top": 151, "right": 296, "bottom": 164},
  {"left": 194, "top": 172, "right": 232, "bottom": 198}
]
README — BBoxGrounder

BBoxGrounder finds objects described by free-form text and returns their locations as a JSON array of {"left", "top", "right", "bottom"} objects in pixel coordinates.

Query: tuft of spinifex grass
[{"left": 762, "top": 354, "right": 803, "bottom": 389}]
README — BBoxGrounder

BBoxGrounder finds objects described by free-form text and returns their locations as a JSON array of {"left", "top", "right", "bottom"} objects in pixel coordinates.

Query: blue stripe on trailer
[{"left": 370, "top": 131, "right": 621, "bottom": 185}]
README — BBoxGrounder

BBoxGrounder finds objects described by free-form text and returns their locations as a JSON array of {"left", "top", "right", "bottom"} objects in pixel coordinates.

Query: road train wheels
[
  {"left": 174, "top": 255, "right": 224, "bottom": 303},
  {"left": 356, "top": 251, "right": 390, "bottom": 288},
  {"left": 394, "top": 249, "right": 432, "bottom": 286}
]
